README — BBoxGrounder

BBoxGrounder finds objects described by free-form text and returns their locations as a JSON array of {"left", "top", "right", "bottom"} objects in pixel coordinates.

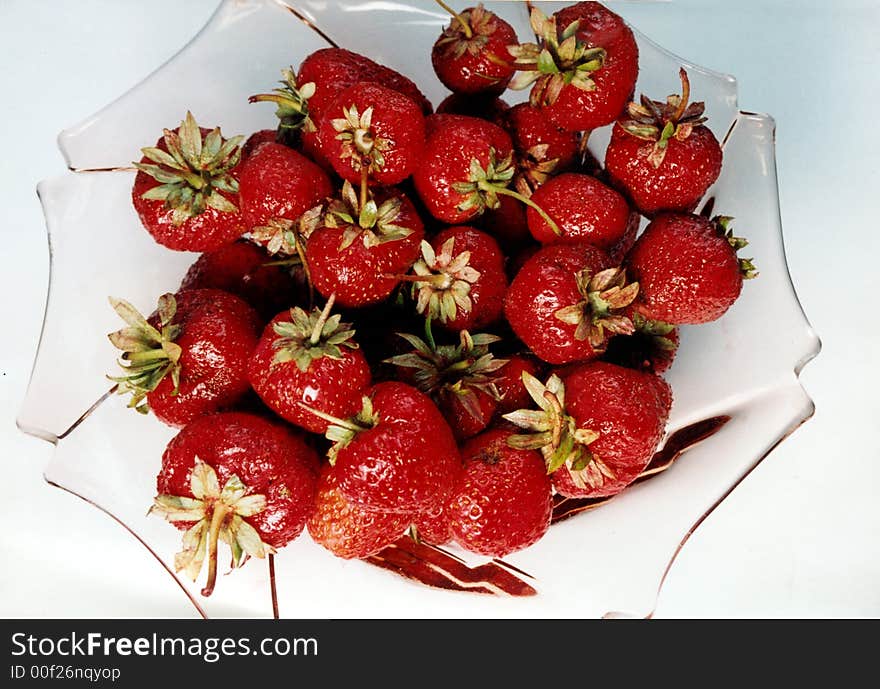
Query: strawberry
[
  {"left": 412, "top": 114, "right": 559, "bottom": 233},
  {"left": 237, "top": 142, "right": 333, "bottom": 261},
  {"left": 385, "top": 329, "right": 508, "bottom": 442},
  {"left": 431, "top": 3, "right": 518, "bottom": 95},
  {"left": 296, "top": 47, "right": 433, "bottom": 120},
  {"left": 492, "top": 353, "right": 544, "bottom": 416},
  {"left": 626, "top": 213, "right": 757, "bottom": 324},
  {"left": 241, "top": 129, "right": 278, "bottom": 161},
  {"left": 503, "top": 242, "right": 638, "bottom": 364},
  {"left": 178, "top": 240, "right": 307, "bottom": 322},
  {"left": 412, "top": 495, "right": 454, "bottom": 546},
  {"left": 501, "top": 102, "right": 579, "bottom": 197},
  {"left": 306, "top": 381, "right": 461, "bottom": 514},
  {"left": 603, "top": 309, "right": 679, "bottom": 374},
  {"left": 526, "top": 172, "right": 635, "bottom": 248},
  {"left": 248, "top": 296, "right": 372, "bottom": 434},
  {"left": 448, "top": 427, "right": 553, "bottom": 557},
  {"left": 401, "top": 225, "right": 507, "bottom": 332},
  {"left": 504, "top": 363, "right": 671, "bottom": 499},
  {"left": 132, "top": 112, "right": 246, "bottom": 252},
  {"left": 316, "top": 81, "right": 426, "bottom": 187},
  {"left": 478, "top": 194, "right": 533, "bottom": 255},
  {"left": 308, "top": 463, "right": 410, "bottom": 559},
  {"left": 508, "top": 3, "right": 639, "bottom": 133},
  {"left": 107, "top": 289, "right": 260, "bottom": 427},
  {"left": 305, "top": 182, "right": 424, "bottom": 308},
  {"left": 150, "top": 411, "right": 318, "bottom": 596},
  {"left": 605, "top": 69, "right": 722, "bottom": 216}
]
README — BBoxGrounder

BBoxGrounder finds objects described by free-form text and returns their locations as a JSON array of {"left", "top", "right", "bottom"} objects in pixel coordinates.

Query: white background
[{"left": 1, "top": 0, "right": 877, "bottom": 618}]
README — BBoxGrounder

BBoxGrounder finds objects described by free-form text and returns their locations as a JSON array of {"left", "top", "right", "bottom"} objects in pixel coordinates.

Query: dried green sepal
[
  {"left": 248, "top": 66, "right": 317, "bottom": 144},
  {"left": 714, "top": 215, "right": 759, "bottom": 279},
  {"left": 554, "top": 266, "right": 639, "bottom": 349},
  {"left": 271, "top": 296, "right": 358, "bottom": 372},
  {"left": 323, "top": 181, "right": 415, "bottom": 250},
  {"left": 452, "top": 147, "right": 516, "bottom": 215},
  {"left": 331, "top": 105, "right": 392, "bottom": 176},
  {"left": 134, "top": 111, "right": 243, "bottom": 224},
  {"left": 436, "top": 3, "right": 500, "bottom": 62},
  {"left": 107, "top": 293, "right": 184, "bottom": 413},
  {"left": 404, "top": 237, "right": 481, "bottom": 324}
]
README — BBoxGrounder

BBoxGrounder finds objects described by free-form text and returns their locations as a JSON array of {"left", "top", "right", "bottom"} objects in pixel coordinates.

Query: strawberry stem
[
  {"left": 297, "top": 402, "right": 368, "bottom": 432},
  {"left": 359, "top": 166, "right": 369, "bottom": 213},
  {"left": 434, "top": 0, "right": 473, "bottom": 38},
  {"left": 309, "top": 293, "right": 337, "bottom": 345},
  {"left": 478, "top": 181, "right": 561, "bottom": 235},
  {"left": 672, "top": 68, "right": 690, "bottom": 122},
  {"left": 201, "top": 501, "right": 233, "bottom": 597}
]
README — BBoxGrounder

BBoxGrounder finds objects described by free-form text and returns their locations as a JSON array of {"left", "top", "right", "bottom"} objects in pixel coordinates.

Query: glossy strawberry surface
[
  {"left": 551, "top": 361, "right": 671, "bottom": 499},
  {"left": 413, "top": 114, "right": 514, "bottom": 224},
  {"left": 431, "top": 5, "right": 517, "bottom": 95},
  {"left": 297, "top": 47, "right": 433, "bottom": 121},
  {"left": 503, "top": 102, "right": 578, "bottom": 174},
  {"left": 448, "top": 427, "right": 553, "bottom": 557},
  {"left": 238, "top": 142, "right": 332, "bottom": 235},
  {"left": 527, "top": 172, "right": 632, "bottom": 247},
  {"left": 247, "top": 311, "right": 373, "bottom": 434},
  {"left": 442, "top": 385, "right": 498, "bottom": 442},
  {"left": 178, "top": 240, "right": 306, "bottom": 322},
  {"left": 504, "top": 242, "right": 613, "bottom": 364},
  {"left": 157, "top": 411, "right": 319, "bottom": 548},
  {"left": 605, "top": 122, "right": 722, "bottom": 216},
  {"left": 307, "top": 464, "right": 410, "bottom": 559},
  {"left": 431, "top": 225, "right": 507, "bottom": 332},
  {"left": 132, "top": 128, "right": 245, "bottom": 252},
  {"left": 146, "top": 289, "right": 261, "bottom": 428},
  {"left": 306, "top": 189, "right": 424, "bottom": 307},
  {"left": 316, "top": 81, "right": 426, "bottom": 186},
  {"left": 539, "top": 2, "right": 639, "bottom": 132},
  {"left": 626, "top": 213, "right": 743, "bottom": 324},
  {"left": 493, "top": 354, "right": 544, "bottom": 416},
  {"left": 333, "top": 381, "right": 461, "bottom": 514}
]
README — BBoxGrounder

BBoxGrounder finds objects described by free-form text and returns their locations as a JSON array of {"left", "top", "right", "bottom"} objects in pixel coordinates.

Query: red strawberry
[
  {"left": 150, "top": 411, "right": 318, "bottom": 596},
  {"left": 412, "top": 495, "right": 454, "bottom": 547},
  {"left": 448, "top": 427, "right": 552, "bottom": 557},
  {"left": 526, "top": 172, "right": 635, "bottom": 248},
  {"left": 237, "top": 142, "right": 333, "bottom": 259},
  {"left": 402, "top": 225, "right": 507, "bottom": 332},
  {"left": 248, "top": 296, "right": 372, "bottom": 434},
  {"left": 501, "top": 103, "right": 579, "bottom": 197},
  {"left": 241, "top": 129, "right": 278, "bottom": 161},
  {"left": 310, "top": 381, "right": 461, "bottom": 514},
  {"left": 603, "top": 309, "right": 679, "bottom": 374},
  {"left": 132, "top": 112, "right": 246, "bottom": 252},
  {"left": 108, "top": 289, "right": 260, "bottom": 428},
  {"left": 478, "top": 194, "right": 533, "bottom": 255},
  {"left": 605, "top": 69, "right": 723, "bottom": 216},
  {"left": 504, "top": 242, "right": 638, "bottom": 364},
  {"left": 297, "top": 48, "right": 433, "bottom": 121},
  {"left": 178, "top": 240, "right": 307, "bottom": 322},
  {"left": 431, "top": 4, "right": 518, "bottom": 95},
  {"left": 607, "top": 209, "right": 641, "bottom": 264},
  {"left": 385, "top": 330, "right": 508, "bottom": 442},
  {"left": 626, "top": 213, "right": 757, "bottom": 324},
  {"left": 504, "top": 363, "right": 671, "bottom": 499},
  {"left": 508, "top": 3, "right": 639, "bottom": 132},
  {"left": 308, "top": 464, "right": 410, "bottom": 559},
  {"left": 305, "top": 183, "right": 424, "bottom": 308},
  {"left": 493, "top": 353, "right": 544, "bottom": 416},
  {"left": 316, "top": 81, "right": 426, "bottom": 187}
]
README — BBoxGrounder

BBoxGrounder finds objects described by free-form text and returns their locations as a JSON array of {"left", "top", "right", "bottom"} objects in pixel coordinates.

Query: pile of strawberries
[{"left": 110, "top": 1, "right": 756, "bottom": 597}]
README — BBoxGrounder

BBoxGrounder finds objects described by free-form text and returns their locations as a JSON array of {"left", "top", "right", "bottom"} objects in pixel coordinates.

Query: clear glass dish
[{"left": 18, "top": 0, "right": 820, "bottom": 618}]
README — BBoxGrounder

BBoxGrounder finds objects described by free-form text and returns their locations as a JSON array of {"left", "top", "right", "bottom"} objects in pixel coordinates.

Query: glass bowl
[{"left": 18, "top": 0, "right": 820, "bottom": 618}]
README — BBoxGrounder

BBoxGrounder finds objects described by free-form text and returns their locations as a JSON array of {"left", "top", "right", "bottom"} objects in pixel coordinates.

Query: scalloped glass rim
[{"left": 18, "top": 0, "right": 820, "bottom": 619}]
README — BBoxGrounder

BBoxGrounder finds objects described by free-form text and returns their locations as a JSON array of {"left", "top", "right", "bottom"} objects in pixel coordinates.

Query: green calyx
[
  {"left": 384, "top": 328, "right": 508, "bottom": 424},
  {"left": 134, "top": 111, "right": 243, "bottom": 224},
  {"left": 452, "top": 147, "right": 516, "bottom": 215},
  {"left": 554, "top": 266, "right": 640, "bottom": 349},
  {"left": 271, "top": 294, "right": 358, "bottom": 372},
  {"left": 507, "top": 7, "right": 606, "bottom": 106},
  {"left": 107, "top": 293, "right": 183, "bottom": 414},
  {"left": 300, "top": 394, "right": 381, "bottom": 465},
  {"left": 715, "top": 215, "right": 759, "bottom": 279},
  {"left": 324, "top": 181, "right": 414, "bottom": 250},
  {"left": 435, "top": 3, "right": 498, "bottom": 59},
  {"left": 331, "top": 105, "right": 391, "bottom": 177},
  {"left": 248, "top": 66, "right": 317, "bottom": 144},
  {"left": 515, "top": 143, "right": 562, "bottom": 198},
  {"left": 631, "top": 312, "right": 677, "bottom": 352},
  {"left": 149, "top": 458, "right": 274, "bottom": 597},
  {"left": 619, "top": 68, "right": 709, "bottom": 167},
  {"left": 407, "top": 237, "right": 481, "bottom": 324},
  {"left": 504, "top": 372, "right": 615, "bottom": 490},
  {"left": 248, "top": 204, "right": 324, "bottom": 257}
]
